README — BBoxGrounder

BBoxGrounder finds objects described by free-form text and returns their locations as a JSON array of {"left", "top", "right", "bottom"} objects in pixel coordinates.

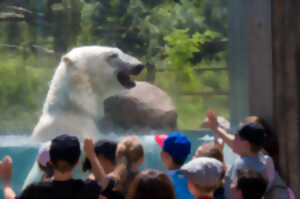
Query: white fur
[{"left": 32, "top": 46, "right": 141, "bottom": 141}]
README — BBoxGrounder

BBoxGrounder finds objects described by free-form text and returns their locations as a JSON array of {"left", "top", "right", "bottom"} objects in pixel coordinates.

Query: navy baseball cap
[
  {"left": 50, "top": 134, "right": 81, "bottom": 165},
  {"left": 155, "top": 132, "right": 191, "bottom": 161},
  {"left": 237, "top": 123, "right": 268, "bottom": 146}
]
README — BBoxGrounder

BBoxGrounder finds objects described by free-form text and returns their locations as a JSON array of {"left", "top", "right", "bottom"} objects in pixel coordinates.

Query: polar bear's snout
[
  {"left": 109, "top": 52, "right": 144, "bottom": 89},
  {"left": 116, "top": 63, "right": 144, "bottom": 89}
]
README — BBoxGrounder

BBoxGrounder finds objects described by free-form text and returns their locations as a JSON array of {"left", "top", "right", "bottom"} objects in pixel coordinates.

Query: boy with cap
[
  {"left": 82, "top": 139, "right": 117, "bottom": 175},
  {"left": 1, "top": 134, "right": 108, "bottom": 199},
  {"left": 205, "top": 110, "right": 268, "bottom": 199},
  {"left": 155, "top": 132, "right": 193, "bottom": 199},
  {"left": 181, "top": 157, "right": 224, "bottom": 199}
]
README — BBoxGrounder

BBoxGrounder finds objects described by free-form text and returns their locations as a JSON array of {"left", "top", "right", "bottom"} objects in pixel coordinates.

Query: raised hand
[
  {"left": 84, "top": 137, "right": 95, "bottom": 159},
  {"left": 0, "top": 156, "right": 13, "bottom": 183},
  {"left": 204, "top": 110, "right": 219, "bottom": 131}
]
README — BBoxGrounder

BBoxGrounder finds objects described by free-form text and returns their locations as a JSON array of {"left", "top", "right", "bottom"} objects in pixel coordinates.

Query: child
[
  {"left": 111, "top": 136, "right": 144, "bottom": 197},
  {"left": 231, "top": 169, "right": 268, "bottom": 199},
  {"left": 181, "top": 157, "right": 224, "bottom": 199},
  {"left": 263, "top": 156, "right": 295, "bottom": 199},
  {"left": 154, "top": 132, "right": 193, "bottom": 199},
  {"left": 1, "top": 134, "right": 108, "bottom": 199},
  {"left": 83, "top": 139, "right": 117, "bottom": 175},
  {"left": 126, "top": 169, "right": 176, "bottom": 199},
  {"left": 37, "top": 141, "right": 54, "bottom": 181},
  {"left": 205, "top": 110, "right": 268, "bottom": 199},
  {"left": 194, "top": 143, "right": 226, "bottom": 199}
]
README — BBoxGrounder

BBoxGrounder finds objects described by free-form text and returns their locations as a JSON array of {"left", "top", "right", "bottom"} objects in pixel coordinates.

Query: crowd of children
[{"left": 0, "top": 110, "right": 295, "bottom": 199}]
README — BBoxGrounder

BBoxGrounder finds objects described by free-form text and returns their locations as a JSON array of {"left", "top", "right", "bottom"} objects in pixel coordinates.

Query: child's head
[
  {"left": 233, "top": 123, "right": 267, "bottom": 156},
  {"left": 193, "top": 143, "right": 226, "bottom": 172},
  {"left": 49, "top": 134, "right": 81, "bottom": 173},
  {"left": 115, "top": 136, "right": 144, "bottom": 168},
  {"left": 82, "top": 139, "right": 117, "bottom": 174},
  {"left": 181, "top": 157, "right": 224, "bottom": 198},
  {"left": 155, "top": 132, "right": 191, "bottom": 169},
  {"left": 37, "top": 141, "right": 54, "bottom": 179},
  {"left": 231, "top": 169, "right": 268, "bottom": 199},
  {"left": 126, "top": 169, "right": 176, "bottom": 199},
  {"left": 112, "top": 136, "right": 144, "bottom": 195},
  {"left": 194, "top": 143, "right": 224, "bottom": 162},
  {"left": 242, "top": 116, "right": 278, "bottom": 164}
]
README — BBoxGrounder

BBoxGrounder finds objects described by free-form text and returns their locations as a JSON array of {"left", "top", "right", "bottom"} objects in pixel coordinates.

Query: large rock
[{"left": 100, "top": 81, "right": 177, "bottom": 131}]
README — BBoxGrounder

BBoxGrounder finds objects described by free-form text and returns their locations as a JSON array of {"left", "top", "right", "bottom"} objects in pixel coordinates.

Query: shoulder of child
[{"left": 17, "top": 182, "right": 48, "bottom": 199}]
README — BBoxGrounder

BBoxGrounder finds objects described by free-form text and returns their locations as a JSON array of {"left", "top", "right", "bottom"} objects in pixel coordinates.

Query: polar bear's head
[
  {"left": 63, "top": 46, "right": 143, "bottom": 94},
  {"left": 45, "top": 46, "right": 144, "bottom": 118}
]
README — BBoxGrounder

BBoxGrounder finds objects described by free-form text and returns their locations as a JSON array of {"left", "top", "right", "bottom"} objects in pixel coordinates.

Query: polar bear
[{"left": 31, "top": 46, "right": 143, "bottom": 141}]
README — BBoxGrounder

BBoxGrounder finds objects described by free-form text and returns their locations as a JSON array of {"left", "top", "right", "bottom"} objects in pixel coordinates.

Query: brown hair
[
  {"left": 38, "top": 163, "right": 54, "bottom": 180},
  {"left": 112, "top": 136, "right": 144, "bottom": 195},
  {"left": 194, "top": 144, "right": 224, "bottom": 162},
  {"left": 194, "top": 144, "right": 226, "bottom": 176},
  {"left": 126, "top": 169, "right": 176, "bottom": 199},
  {"left": 236, "top": 169, "right": 268, "bottom": 199}
]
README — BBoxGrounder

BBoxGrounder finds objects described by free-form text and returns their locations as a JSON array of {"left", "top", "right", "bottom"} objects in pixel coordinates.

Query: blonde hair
[{"left": 112, "top": 136, "right": 144, "bottom": 195}]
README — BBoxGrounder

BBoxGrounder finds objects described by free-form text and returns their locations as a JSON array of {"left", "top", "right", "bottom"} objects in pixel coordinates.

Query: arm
[
  {"left": 0, "top": 156, "right": 16, "bottom": 199},
  {"left": 214, "top": 135, "right": 225, "bottom": 153},
  {"left": 205, "top": 110, "right": 235, "bottom": 149},
  {"left": 84, "top": 137, "right": 109, "bottom": 191},
  {"left": 3, "top": 182, "right": 16, "bottom": 199}
]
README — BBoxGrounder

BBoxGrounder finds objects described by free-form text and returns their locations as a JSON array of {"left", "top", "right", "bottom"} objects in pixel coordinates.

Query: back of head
[
  {"left": 182, "top": 157, "right": 224, "bottom": 193},
  {"left": 37, "top": 141, "right": 54, "bottom": 178},
  {"left": 113, "top": 136, "right": 144, "bottom": 195},
  {"left": 194, "top": 144, "right": 226, "bottom": 175},
  {"left": 236, "top": 169, "right": 268, "bottom": 199},
  {"left": 116, "top": 136, "right": 144, "bottom": 166},
  {"left": 50, "top": 134, "right": 81, "bottom": 173},
  {"left": 162, "top": 132, "right": 191, "bottom": 165},
  {"left": 126, "top": 169, "right": 176, "bottom": 199},
  {"left": 194, "top": 144, "right": 224, "bottom": 163},
  {"left": 82, "top": 139, "right": 117, "bottom": 172}
]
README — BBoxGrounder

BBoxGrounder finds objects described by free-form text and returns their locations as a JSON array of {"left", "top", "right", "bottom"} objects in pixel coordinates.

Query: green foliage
[{"left": 0, "top": 0, "right": 229, "bottom": 132}]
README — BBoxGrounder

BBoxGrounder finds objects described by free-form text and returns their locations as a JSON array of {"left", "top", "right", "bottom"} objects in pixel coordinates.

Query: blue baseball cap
[{"left": 155, "top": 132, "right": 191, "bottom": 161}]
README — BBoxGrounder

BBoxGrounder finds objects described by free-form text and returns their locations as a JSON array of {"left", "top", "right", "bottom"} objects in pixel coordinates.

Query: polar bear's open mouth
[{"left": 117, "top": 64, "right": 144, "bottom": 88}]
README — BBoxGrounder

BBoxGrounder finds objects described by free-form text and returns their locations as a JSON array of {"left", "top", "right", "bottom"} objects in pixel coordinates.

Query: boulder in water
[{"left": 100, "top": 81, "right": 177, "bottom": 131}]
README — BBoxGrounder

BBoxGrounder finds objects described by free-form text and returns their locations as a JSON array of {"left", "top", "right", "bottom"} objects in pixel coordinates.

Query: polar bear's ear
[{"left": 62, "top": 56, "right": 74, "bottom": 67}]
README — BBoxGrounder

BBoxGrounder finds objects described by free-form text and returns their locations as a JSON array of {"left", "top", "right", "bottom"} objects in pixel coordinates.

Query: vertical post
[
  {"left": 246, "top": 0, "right": 279, "bottom": 165},
  {"left": 228, "top": 0, "right": 249, "bottom": 127},
  {"left": 272, "top": 0, "right": 300, "bottom": 197}
]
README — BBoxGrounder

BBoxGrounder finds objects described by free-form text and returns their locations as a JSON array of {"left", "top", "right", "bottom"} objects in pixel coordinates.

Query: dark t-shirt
[
  {"left": 101, "top": 178, "right": 124, "bottom": 199},
  {"left": 16, "top": 179, "right": 101, "bottom": 199}
]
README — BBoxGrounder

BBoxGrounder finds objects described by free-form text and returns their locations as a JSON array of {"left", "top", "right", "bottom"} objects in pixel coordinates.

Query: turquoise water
[{"left": 0, "top": 131, "right": 235, "bottom": 198}]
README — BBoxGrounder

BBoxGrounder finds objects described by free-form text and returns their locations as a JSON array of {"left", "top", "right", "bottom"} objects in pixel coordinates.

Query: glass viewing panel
[{"left": 0, "top": 0, "right": 231, "bottom": 132}]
